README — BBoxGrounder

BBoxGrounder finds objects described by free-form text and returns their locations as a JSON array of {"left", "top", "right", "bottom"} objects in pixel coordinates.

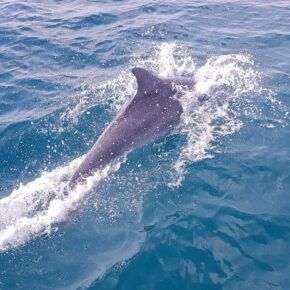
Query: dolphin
[{"left": 69, "top": 67, "right": 193, "bottom": 188}]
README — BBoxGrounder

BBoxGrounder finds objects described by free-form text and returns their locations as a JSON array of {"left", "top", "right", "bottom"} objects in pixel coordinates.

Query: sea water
[{"left": 0, "top": 1, "right": 289, "bottom": 289}]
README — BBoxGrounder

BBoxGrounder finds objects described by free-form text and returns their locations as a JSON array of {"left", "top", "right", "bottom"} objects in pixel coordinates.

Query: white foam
[
  {"left": 0, "top": 156, "right": 121, "bottom": 252},
  {"left": 170, "top": 53, "right": 265, "bottom": 187}
]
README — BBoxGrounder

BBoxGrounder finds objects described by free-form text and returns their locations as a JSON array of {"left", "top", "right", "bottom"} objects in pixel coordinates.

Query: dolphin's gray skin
[{"left": 69, "top": 68, "right": 193, "bottom": 187}]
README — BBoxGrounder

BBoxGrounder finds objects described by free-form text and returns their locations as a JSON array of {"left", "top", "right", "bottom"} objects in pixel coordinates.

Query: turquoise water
[{"left": 0, "top": 1, "right": 290, "bottom": 289}]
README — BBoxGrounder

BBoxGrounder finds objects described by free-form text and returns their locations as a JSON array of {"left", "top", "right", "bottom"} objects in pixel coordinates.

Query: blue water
[{"left": 0, "top": 1, "right": 290, "bottom": 289}]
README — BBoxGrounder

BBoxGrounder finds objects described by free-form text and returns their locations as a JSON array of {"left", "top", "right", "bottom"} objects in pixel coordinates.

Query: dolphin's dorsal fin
[{"left": 132, "top": 67, "right": 160, "bottom": 94}]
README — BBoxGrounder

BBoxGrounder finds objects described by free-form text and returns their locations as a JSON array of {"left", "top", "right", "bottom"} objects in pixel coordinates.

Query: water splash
[
  {"left": 170, "top": 54, "right": 264, "bottom": 187},
  {"left": 0, "top": 157, "right": 121, "bottom": 251},
  {"left": 60, "top": 42, "right": 196, "bottom": 125},
  {"left": 0, "top": 42, "right": 288, "bottom": 251}
]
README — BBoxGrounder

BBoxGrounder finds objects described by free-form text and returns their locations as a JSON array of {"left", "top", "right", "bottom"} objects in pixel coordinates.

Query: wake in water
[
  {"left": 0, "top": 158, "right": 122, "bottom": 251},
  {"left": 0, "top": 43, "right": 288, "bottom": 251}
]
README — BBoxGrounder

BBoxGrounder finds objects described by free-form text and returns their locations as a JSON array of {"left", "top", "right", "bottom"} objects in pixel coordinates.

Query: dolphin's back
[{"left": 69, "top": 68, "right": 193, "bottom": 187}]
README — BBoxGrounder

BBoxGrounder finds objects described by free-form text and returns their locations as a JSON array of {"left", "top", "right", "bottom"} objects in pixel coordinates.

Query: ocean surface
[{"left": 0, "top": 0, "right": 289, "bottom": 289}]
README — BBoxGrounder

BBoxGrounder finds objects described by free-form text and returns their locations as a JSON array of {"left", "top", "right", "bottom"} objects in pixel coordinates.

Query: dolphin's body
[{"left": 69, "top": 68, "right": 193, "bottom": 187}]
